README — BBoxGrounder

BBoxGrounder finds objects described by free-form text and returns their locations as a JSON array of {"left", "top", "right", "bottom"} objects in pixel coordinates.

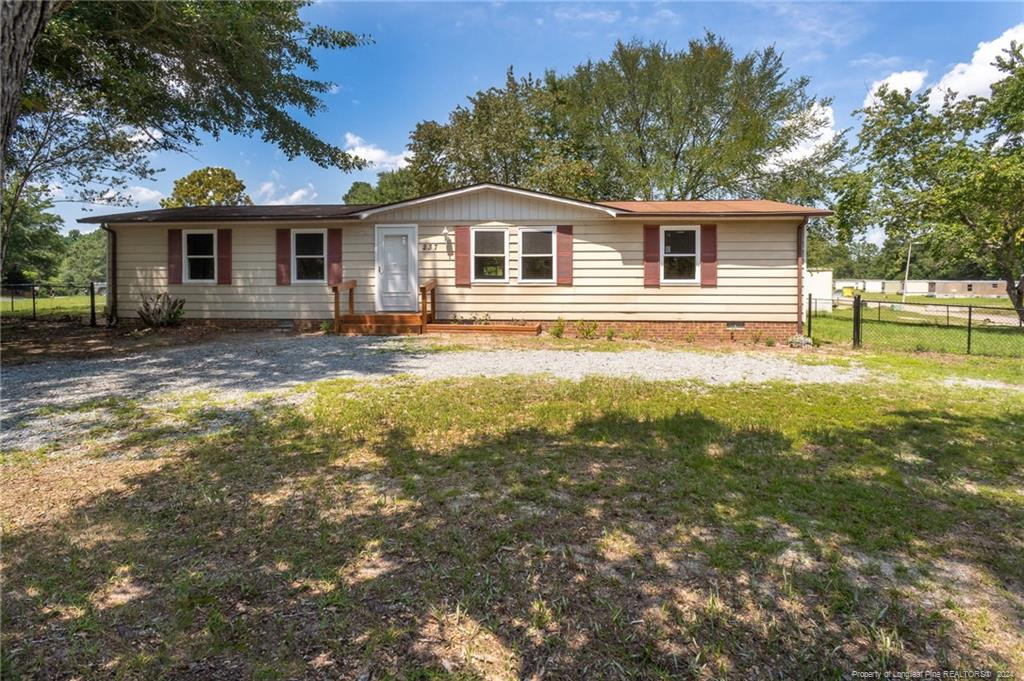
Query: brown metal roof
[
  {"left": 78, "top": 185, "right": 830, "bottom": 224},
  {"left": 601, "top": 199, "right": 832, "bottom": 217},
  {"left": 77, "top": 204, "right": 378, "bottom": 224}
]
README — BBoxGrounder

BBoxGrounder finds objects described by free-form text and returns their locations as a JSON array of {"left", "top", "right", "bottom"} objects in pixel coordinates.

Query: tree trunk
[
  {"left": 1007, "top": 273, "right": 1024, "bottom": 323},
  {"left": 0, "top": 0, "right": 63, "bottom": 171}
]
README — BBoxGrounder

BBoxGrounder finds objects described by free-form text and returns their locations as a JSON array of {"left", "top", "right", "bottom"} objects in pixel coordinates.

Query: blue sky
[{"left": 62, "top": 1, "right": 1024, "bottom": 232}]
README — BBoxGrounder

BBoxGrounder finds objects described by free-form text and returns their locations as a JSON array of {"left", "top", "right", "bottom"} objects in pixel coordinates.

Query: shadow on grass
[{"left": 3, "top": 381, "right": 1022, "bottom": 678}]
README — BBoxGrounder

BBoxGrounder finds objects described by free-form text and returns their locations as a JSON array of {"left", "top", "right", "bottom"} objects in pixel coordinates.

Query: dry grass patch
[{"left": 2, "top": 376, "right": 1022, "bottom": 678}]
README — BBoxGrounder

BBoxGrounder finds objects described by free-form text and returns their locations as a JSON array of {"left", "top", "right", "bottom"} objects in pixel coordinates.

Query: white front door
[{"left": 375, "top": 225, "right": 418, "bottom": 311}]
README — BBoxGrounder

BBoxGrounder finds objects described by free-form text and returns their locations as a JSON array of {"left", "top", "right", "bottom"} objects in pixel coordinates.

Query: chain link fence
[
  {"left": 807, "top": 294, "right": 1023, "bottom": 358},
  {"left": 0, "top": 282, "right": 106, "bottom": 326}
]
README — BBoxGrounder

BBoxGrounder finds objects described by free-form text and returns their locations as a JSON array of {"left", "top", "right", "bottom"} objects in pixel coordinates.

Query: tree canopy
[
  {"left": 161, "top": 167, "right": 252, "bottom": 208},
  {"left": 343, "top": 168, "right": 418, "bottom": 205},
  {"left": 1, "top": 184, "right": 64, "bottom": 284},
  {"left": 844, "top": 42, "right": 1024, "bottom": 314},
  {"left": 5, "top": 0, "right": 368, "bottom": 171},
  {"left": 406, "top": 36, "right": 842, "bottom": 203}
]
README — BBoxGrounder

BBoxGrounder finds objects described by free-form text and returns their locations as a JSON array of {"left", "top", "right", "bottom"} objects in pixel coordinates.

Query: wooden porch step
[
  {"left": 339, "top": 323, "right": 424, "bottom": 335},
  {"left": 424, "top": 323, "right": 542, "bottom": 336},
  {"left": 341, "top": 313, "right": 423, "bottom": 325}
]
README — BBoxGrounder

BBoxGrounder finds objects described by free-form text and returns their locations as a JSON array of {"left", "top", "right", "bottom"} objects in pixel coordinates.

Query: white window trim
[
  {"left": 470, "top": 226, "right": 509, "bottom": 284},
  {"left": 291, "top": 228, "right": 328, "bottom": 284},
  {"left": 516, "top": 226, "right": 557, "bottom": 284},
  {"left": 182, "top": 229, "right": 217, "bottom": 283},
  {"left": 660, "top": 225, "right": 701, "bottom": 285}
]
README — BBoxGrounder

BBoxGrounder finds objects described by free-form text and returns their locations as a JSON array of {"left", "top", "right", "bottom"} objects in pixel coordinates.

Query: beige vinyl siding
[
  {"left": 114, "top": 222, "right": 365, "bottom": 319},
  {"left": 371, "top": 186, "right": 611, "bottom": 223},
  {"left": 110, "top": 213, "right": 800, "bottom": 323},
  {"left": 416, "top": 221, "right": 798, "bottom": 321}
]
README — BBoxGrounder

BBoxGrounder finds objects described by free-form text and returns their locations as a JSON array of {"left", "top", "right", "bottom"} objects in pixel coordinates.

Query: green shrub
[
  {"left": 765, "top": 338, "right": 776, "bottom": 347},
  {"left": 137, "top": 293, "right": 184, "bottom": 327},
  {"left": 320, "top": 321, "right": 332, "bottom": 333},
  {"left": 605, "top": 327, "right": 616, "bottom": 341},
  {"left": 550, "top": 317, "right": 566, "bottom": 338},
  {"left": 575, "top": 320, "right": 598, "bottom": 339}
]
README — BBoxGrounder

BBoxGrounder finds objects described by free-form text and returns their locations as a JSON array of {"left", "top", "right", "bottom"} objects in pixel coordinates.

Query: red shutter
[
  {"left": 700, "top": 224, "right": 718, "bottom": 288},
  {"left": 217, "top": 229, "right": 232, "bottom": 285},
  {"left": 454, "top": 225, "right": 470, "bottom": 287},
  {"left": 643, "top": 225, "right": 660, "bottom": 288},
  {"left": 167, "top": 229, "right": 182, "bottom": 285},
  {"left": 556, "top": 225, "right": 573, "bottom": 286},
  {"left": 327, "top": 228, "right": 343, "bottom": 285},
  {"left": 276, "top": 228, "right": 291, "bottom": 285}
]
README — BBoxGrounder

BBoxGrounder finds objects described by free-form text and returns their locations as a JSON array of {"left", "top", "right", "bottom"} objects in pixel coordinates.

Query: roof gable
[{"left": 356, "top": 183, "right": 618, "bottom": 221}]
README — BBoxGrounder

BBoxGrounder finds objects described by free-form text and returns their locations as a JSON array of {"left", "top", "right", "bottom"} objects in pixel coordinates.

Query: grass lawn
[
  {"left": 811, "top": 308, "right": 1023, "bottom": 358},
  {"left": 3, "top": 372, "right": 1022, "bottom": 678},
  {"left": 858, "top": 292, "right": 1016, "bottom": 309},
  {"left": 0, "top": 294, "right": 105, "bottom": 319}
]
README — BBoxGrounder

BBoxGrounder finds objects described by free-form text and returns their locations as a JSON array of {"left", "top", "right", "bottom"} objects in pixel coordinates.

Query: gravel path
[{"left": 1, "top": 333, "right": 864, "bottom": 448}]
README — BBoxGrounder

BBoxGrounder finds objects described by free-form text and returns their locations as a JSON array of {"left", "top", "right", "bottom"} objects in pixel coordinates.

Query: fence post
[
  {"left": 853, "top": 294, "right": 862, "bottom": 348},
  {"left": 966, "top": 305, "right": 972, "bottom": 355},
  {"left": 31, "top": 284, "right": 37, "bottom": 320},
  {"left": 89, "top": 282, "right": 97, "bottom": 327},
  {"left": 10, "top": 288, "right": 14, "bottom": 313},
  {"left": 806, "top": 293, "right": 813, "bottom": 337}
]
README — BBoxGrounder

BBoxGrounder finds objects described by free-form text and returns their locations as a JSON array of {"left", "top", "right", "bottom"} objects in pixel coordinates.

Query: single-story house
[{"left": 80, "top": 183, "right": 830, "bottom": 340}]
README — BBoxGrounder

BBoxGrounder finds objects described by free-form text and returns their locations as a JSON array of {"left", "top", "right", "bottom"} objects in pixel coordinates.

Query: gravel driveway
[{"left": 1, "top": 333, "right": 864, "bottom": 448}]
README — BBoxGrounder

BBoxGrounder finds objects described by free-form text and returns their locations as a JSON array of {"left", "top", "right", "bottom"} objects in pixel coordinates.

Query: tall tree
[
  {"left": 555, "top": 36, "right": 841, "bottom": 201},
  {"left": 57, "top": 229, "right": 107, "bottom": 284},
  {"left": 161, "top": 167, "right": 252, "bottom": 208},
  {"left": 0, "top": 183, "right": 64, "bottom": 284},
  {"left": 2, "top": 83, "right": 160, "bottom": 267},
  {"left": 408, "top": 69, "right": 595, "bottom": 198},
  {"left": 0, "top": 0, "right": 66, "bottom": 166},
  {"left": 2, "top": 1, "right": 368, "bottom": 171},
  {"left": 343, "top": 168, "right": 418, "bottom": 205},
  {"left": 407, "top": 38, "right": 840, "bottom": 203},
  {"left": 849, "top": 42, "right": 1024, "bottom": 315}
]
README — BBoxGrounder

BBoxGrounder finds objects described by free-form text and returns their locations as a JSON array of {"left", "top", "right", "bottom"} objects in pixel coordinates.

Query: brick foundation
[
  {"left": 537, "top": 320, "right": 799, "bottom": 343},
  {"left": 115, "top": 315, "right": 799, "bottom": 343}
]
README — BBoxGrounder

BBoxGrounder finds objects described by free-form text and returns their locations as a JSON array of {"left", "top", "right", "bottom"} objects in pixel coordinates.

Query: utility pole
[{"left": 901, "top": 239, "right": 914, "bottom": 304}]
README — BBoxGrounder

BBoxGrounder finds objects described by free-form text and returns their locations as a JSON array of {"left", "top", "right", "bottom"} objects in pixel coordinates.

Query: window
[
  {"left": 967, "top": 283, "right": 973, "bottom": 292},
  {"left": 183, "top": 230, "right": 216, "bottom": 282},
  {"left": 472, "top": 228, "right": 508, "bottom": 282},
  {"left": 661, "top": 226, "right": 700, "bottom": 283},
  {"left": 292, "top": 229, "right": 326, "bottom": 283},
  {"left": 518, "top": 227, "right": 555, "bottom": 282}
]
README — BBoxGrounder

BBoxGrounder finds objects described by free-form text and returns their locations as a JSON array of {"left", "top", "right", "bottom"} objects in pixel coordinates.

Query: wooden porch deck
[{"left": 331, "top": 279, "right": 541, "bottom": 336}]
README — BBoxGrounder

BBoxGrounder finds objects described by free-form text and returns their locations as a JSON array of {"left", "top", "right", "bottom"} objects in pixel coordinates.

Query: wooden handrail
[
  {"left": 332, "top": 279, "right": 357, "bottom": 333},
  {"left": 419, "top": 278, "right": 437, "bottom": 331}
]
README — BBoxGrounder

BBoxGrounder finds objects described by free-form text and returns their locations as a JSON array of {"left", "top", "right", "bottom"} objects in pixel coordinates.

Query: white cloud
[
  {"left": 255, "top": 181, "right": 276, "bottom": 201},
  {"left": 552, "top": 6, "right": 621, "bottom": 24},
  {"left": 763, "top": 3, "right": 865, "bottom": 62},
  {"left": 771, "top": 104, "right": 839, "bottom": 168},
  {"left": 327, "top": 83, "right": 340, "bottom": 95},
  {"left": 849, "top": 53, "right": 903, "bottom": 69},
  {"left": 343, "top": 132, "right": 408, "bottom": 171},
  {"left": 126, "top": 127, "right": 164, "bottom": 144},
  {"left": 128, "top": 186, "right": 164, "bottom": 204},
  {"left": 96, "top": 185, "right": 164, "bottom": 206},
  {"left": 929, "top": 23, "right": 1024, "bottom": 108},
  {"left": 267, "top": 183, "right": 318, "bottom": 206},
  {"left": 863, "top": 70, "right": 928, "bottom": 108}
]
